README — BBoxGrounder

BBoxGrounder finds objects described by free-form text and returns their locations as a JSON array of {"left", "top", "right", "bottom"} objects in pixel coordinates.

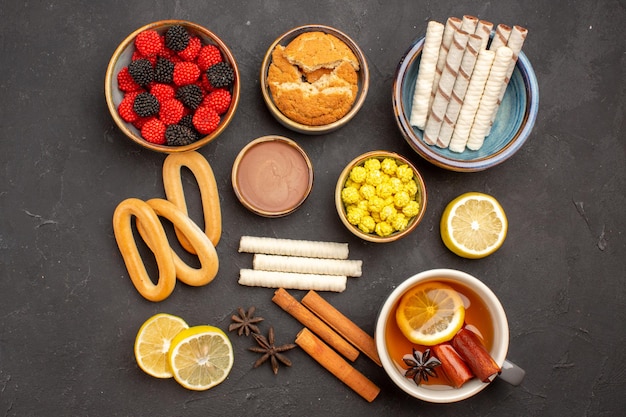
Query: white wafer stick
[
  {"left": 474, "top": 20, "right": 494, "bottom": 50},
  {"left": 253, "top": 254, "right": 362, "bottom": 277},
  {"left": 467, "top": 46, "right": 514, "bottom": 150},
  {"left": 437, "top": 34, "right": 482, "bottom": 148},
  {"left": 424, "top": 29, "right": 469, "bottom": 146},
  {"left": 409, "top": 20, "right": 444, "bottom": 129},
  {"left": 238, "top": 269, "right": 348, "bottom": 292},
  {"left": 489, "top": 24, "right": 511, "bottom": 51},
  {"left": 239, "top": 236, "right": 349, "bottom": 259},
  {"left": 430, "top": 17, "right": 463, "bottom": 109},
  {"left": 448, "top": 49, "right": 495, "bottom": 153},
  {"left": 485, "top": 25, "right": 528, "bottom": 134}
]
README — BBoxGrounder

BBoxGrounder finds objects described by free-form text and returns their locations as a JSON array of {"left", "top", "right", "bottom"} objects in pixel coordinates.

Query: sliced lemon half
[
  {"left": 134, "top": 313, "right": 189, "bottom": 378},
  {"left": 167, "top": 325, "right": 234, "bottom": 391},
  {"left": 440, "top": 192, "right": 508, "bottom": 259},
  {"left": 395, "top": 281, "right": 465, "bottom": 346}
]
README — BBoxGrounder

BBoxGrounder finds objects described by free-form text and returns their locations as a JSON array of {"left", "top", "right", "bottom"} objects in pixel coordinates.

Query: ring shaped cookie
[
  {"left": 145, "top": 198, "right": 219, "bottom": 287},
  {"left": 162, "top": 151, "right": 222, "bottom": 254},
  {"left": 112, "top": 198, "right": 176, "bottom": 302}
]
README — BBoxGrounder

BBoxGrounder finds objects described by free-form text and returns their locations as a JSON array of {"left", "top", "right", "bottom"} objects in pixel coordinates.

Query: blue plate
[{"left": 392, "top": 36, "right": 539, "bottom": 172}]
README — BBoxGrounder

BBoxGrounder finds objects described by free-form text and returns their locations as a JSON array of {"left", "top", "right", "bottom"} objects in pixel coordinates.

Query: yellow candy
[
  {"left": 375, "top": 221, "right": 394, "bottom": 237},
  {"left": 358, "top": 216, "right": 376, "bottom": 233},
  {"left": 381, "top": 158, "right": 398, "bottom": 175},
  {"left": 391, "top": 213, "right": 409, "bottom": 231},
  {"left": 404, "top": 179, "right": 418, "bottom": 196},
  {"left": 356, "top": 200, "right": 369, "bottom": 212},
  {"left": 365, "top": 169, "right": 384, "bottom": 187},
  {"left": 396, "top": 164, "right": 414, "bottom": 183},
  {"left": 341, "top": 187, "right": 360, "bottom": 205},
  {"left": 363, "top": 158, "right": 381, "bottom": 171},
  {"left": 344, "top": 179, "right": 360, "bottom": 189},
  {"left": 376, "top": 182, "right": 394, "bottom": 199},
  {"left": 402, "top": 200, "right": 421, "bottom": 218},
  {"left": 368, "top": 196, "right": 385, "bottom": 213},
  {"left": 394, "top": 190, "right": 411, "bottom": 208},
  {"left": 346, "top": 206, "right": 365, "bottom": 225},
  {"left": 349, "top": 166, "right": 367, "bottom": 183},
  {"left": 359, "top": 184, "right": 376, "bottom": 200},
  {"left": 389, "top": 177, "right": 404, "bottom": 194},
  {"left": 380, "top": 205, "right": 397, "bottom": 221}
]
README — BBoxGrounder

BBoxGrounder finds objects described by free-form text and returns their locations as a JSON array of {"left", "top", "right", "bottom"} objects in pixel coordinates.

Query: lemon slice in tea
[{"left": 395, "top": 281, "right": 465, "bottom": 346}]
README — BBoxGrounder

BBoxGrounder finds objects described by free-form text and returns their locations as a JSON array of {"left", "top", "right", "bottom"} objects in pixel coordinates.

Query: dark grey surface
[{"left": 1, "top": 1, "right": 625, "bottom": 416}]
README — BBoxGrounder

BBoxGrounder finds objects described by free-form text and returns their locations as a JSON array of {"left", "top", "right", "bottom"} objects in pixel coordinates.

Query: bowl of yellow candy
[{"left": 335, "top": 150, "right": 427, "bottom": 243}]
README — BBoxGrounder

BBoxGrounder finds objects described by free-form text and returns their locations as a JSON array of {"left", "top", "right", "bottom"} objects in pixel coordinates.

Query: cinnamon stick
[
  {"left": 295, "top": 328, "right": 380, "bottom": 402},
  {"left": 432, "top": 343, "right": 474, "bottom": 388},
  {"left": 301, "top": 290, "right": 381, "bottom": 366},
  {"left": 452, "top": 328, "right": 501, "bottom": 382},
  {"left": 272, "top": 288, "right": 360, "bottom": 361}
]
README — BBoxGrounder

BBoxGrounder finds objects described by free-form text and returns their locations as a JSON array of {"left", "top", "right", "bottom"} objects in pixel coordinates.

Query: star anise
[
  {"left": 249, "top": 326, "right": 297, "bottom": 375},
  {"left": 228, "top": 306, "right": 264, "bottom": 336},
  {"left": 403, "top": 348, "right": 442, "bottom": 385}
]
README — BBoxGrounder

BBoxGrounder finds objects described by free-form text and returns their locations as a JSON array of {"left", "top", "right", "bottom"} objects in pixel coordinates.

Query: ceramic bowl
[
  {"left": 232, "top": 135, "right": 314, "bottom": 217},
  {"left": 393, "top": 36, "right": 539, "bottom": 172},
  {"left": 335, "top": 151, "right": 427, "bottom": 243},
  {"left": 104, "top": 20, "right": 240, "bottom": 153},
  {"left": 260, "top": 24, "right": 369, "bottom": 135}
]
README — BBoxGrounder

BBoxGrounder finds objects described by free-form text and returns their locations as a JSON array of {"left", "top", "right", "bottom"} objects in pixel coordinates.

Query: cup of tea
[{"left": 375, "top": 268, "right": 524, "bottom": 403}]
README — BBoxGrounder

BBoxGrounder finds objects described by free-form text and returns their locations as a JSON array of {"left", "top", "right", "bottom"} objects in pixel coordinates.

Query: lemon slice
[
  {"left": 440, "top": 192, "right": 508, "bottom": 259},
  {"left": 395, "top": 281, "right": 465, "bottom": 346},
  {"left": 134, "top": 313, "right": 189, "bottom": 378},
  {"left": 167, "top": 325, "right": 234, "bottom": 391}
]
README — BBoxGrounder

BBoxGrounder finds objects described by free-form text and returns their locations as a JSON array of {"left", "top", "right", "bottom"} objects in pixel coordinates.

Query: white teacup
[{"left": 375, "top": 268, "right": 524, "bottom": 403}]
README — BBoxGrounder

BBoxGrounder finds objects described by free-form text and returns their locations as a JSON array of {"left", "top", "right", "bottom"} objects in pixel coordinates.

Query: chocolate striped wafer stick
[
  {"left": 423, "top": 29, "right": 469, "bottom": 146},
  {"left": 409, "top": 20, "right": 444, "bottom": 129},
  {"left": 460, "top": 15, "right": 479, "bottom": 34},
  {"left": 502, "top": 26, "right": 527, "bottom": 83},
  {"left": 489, "top": 24, "right": 511, "bottom": 51},
  {"left": 437, "top": 34, "right": 482, "bottom": 148},
  {"left": 430, "top": 17, "right": 463, "bottom": 109},
  {"left": 467, "top": 46, "right": 514, "bottom": 150},
  {"left": 485, "top": 25, "right": 528, "bottom": 134},
  {"left": 474, "top": 20, "right": 494, "bottom": 50},
  {"left": 448, "top": 49, "right": 495, "bottom": 153}
]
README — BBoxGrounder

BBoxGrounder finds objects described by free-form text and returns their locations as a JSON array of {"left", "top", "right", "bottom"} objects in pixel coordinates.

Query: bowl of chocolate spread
[{"left": 232, "top": 135, "right": 314, "bottom": 217}]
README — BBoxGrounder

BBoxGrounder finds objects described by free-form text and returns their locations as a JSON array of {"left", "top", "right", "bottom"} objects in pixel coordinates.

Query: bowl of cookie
[
  {"left": 393, "top": 19, "right": 538, "bottom": 172},
  {"left": 105, "top": 20, "right": 240, "bottom": 153},
  {"left": 260, "top": 24, "right": 370, "bottom": 135},
  {"left": 335, "top": 150, "right": 427, "bottom": 243}
]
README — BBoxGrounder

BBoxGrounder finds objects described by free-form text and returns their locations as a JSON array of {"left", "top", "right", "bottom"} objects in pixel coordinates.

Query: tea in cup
[{"left": 375, "top": 268, "right": 524, "bottom": 403}]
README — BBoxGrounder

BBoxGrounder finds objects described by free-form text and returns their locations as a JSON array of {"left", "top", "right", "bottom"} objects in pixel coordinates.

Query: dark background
[{"left": 1, "top": 1, "right": 624, "bottom": 416}]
